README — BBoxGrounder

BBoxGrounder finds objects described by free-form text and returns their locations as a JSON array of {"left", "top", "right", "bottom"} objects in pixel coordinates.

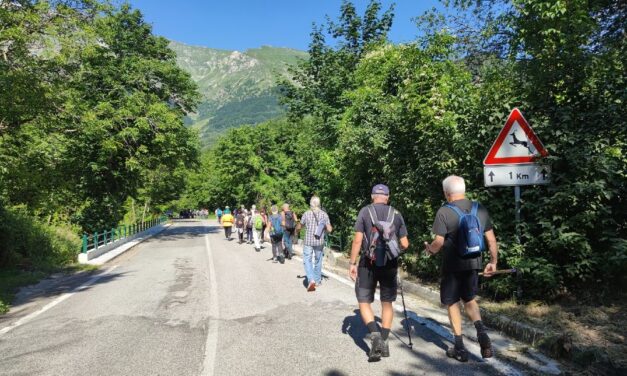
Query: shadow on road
[
  {"left": 147, "top": 223, "right": 219, "bottom": 243},
  {"left": 0, "top": 269, "right": 128, "bottom": 324},
  {"left": 342, "top": 309, "right": 370, "bottom": 356}
]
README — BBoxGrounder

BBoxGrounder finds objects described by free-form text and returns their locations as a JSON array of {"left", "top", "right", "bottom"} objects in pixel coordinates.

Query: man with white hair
[
  {"left": 424, "top": 175, "right": 498, "bottom": 362},
  {"left": 349, "top": 184, "right": 409, "bottom": 362},
  {"left": 298, "top": 196, "right": 333, "bottom": 292}
]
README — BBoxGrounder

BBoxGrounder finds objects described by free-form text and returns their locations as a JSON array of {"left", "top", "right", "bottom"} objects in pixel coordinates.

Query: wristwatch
[{"left": 349, "top": 260, "right": 358, "bottom": 266}]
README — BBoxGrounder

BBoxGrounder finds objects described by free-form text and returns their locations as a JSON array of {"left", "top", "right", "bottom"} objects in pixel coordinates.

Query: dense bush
[{"left": 0, "top": 204, "right": 80, "bottom": 269}]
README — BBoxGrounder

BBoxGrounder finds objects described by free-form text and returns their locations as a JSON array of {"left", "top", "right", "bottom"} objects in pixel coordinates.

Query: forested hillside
[
  {"left": 182, "top": 0, "right": 626, "bottom": 301},
  {"left": 169, "top": 41, "right": 307, "bottom": 146}
]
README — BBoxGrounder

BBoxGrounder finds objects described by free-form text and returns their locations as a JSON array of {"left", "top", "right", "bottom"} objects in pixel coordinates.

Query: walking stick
[
  {"left": 398, "top": 274, "right": 413, "bottom": 349},
  {"left": 478, "top": 268, "right": 517, "bottom": 276}
]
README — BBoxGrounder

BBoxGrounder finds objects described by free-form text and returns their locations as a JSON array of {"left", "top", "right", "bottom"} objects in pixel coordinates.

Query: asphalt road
[{"left": 0, "top": 221, "right": 503, "bottom": 376}]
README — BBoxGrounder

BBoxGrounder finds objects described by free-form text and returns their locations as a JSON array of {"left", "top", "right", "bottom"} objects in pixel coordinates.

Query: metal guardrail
[
  {"left": 81, "top": 216, "right": 168, "bottom": 254},
  {"left": 325, "top": 233, "right": 344, "bottom": 252}
]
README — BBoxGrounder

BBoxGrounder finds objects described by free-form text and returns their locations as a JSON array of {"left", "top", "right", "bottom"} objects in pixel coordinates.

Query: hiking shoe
[
  {"left": 478, "top": 332, "right": 493, "bottom": 358},
  {"left": 381, "top": 339, "right": 390, "bottom": 357},
  {"left": 446, "top": 346, "right": 469, "bottom": 362},
  {"left": 368, "top": 333, "right": 384, "bottom": 362},
  {"left": 307, "top": 281, "right": 316, "bottom": 292}
]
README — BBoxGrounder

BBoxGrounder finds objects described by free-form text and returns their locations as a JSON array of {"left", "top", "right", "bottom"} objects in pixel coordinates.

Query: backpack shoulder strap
[
  {"left": 445, "top": 203, "right": 466, "bottom": 218},
  {"left": 471, "top": 201, "right": 479, "bottom": 216},
  {"left": 312, "top": 210, "right": 319, "bottom": 224},
  {"left": 366, "top": 205, "right": 378, "bottom": 225},
  {"left": 386, "top": 206, "right": 395, "bottom": 223}
]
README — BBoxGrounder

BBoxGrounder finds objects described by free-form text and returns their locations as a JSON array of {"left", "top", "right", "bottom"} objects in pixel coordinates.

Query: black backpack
[
  {"left": 284, "top": 211, "right": 296, "bottom": 231},
  {"left": 236, "top": 214, "right": 245, "bottom": 228}
]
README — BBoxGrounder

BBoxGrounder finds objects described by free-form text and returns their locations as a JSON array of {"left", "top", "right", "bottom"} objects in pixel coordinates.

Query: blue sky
[{"left": 124, "top": 0, "right": 443, "bottom": 51}]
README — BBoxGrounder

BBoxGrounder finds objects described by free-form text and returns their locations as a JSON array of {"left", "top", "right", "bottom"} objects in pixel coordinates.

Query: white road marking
[
  {"left": 201, "top": 228, "right": 220, "bottom": 376},
  {"left": 295, "top": 254, "right": 523, "bottom": 376},
  {"left": 0, "top": 265, "right": 119, "bottom": 336}
]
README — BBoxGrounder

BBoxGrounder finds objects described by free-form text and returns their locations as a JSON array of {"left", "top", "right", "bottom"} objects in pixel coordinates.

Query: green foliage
[
  {"left": 0, "top": 1, "right": 200, "bottom": 269},
  {"left": 179, "top": 118, "right": 309, "bottom": 213},
  {"left": 0, "top": 204, "right": 80, "bottom": 268}
]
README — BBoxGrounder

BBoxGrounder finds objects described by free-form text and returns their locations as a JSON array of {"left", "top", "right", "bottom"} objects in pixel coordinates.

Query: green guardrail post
[
  {"left": 123, "top": 224, "right": 127, "bottom": 238},
  {"left": 82, "top": 234, "right": 88, "bottom": 253},
  {"left": 94, "top": 231, "right": 99, "bottom": 249}
]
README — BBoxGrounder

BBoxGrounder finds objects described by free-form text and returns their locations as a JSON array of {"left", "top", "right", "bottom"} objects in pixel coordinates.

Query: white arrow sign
[{"left": 484, "top": 165, "right": 550, "bottom": 187}]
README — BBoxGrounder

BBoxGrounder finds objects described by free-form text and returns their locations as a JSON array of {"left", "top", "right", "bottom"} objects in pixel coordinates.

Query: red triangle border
[{"left": 483, "top": 108, "right": 549, "bottom": 165}]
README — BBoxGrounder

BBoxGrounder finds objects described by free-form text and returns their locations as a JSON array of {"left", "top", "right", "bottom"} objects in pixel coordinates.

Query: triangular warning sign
[{"left": 483, "top": 108, "right": 549, "bottom": 165}]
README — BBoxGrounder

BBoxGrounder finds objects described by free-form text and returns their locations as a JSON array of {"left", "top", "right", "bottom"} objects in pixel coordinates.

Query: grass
[
  {"left": 480, "top": 296, "right": 627, "bottom": 373},
  {"left": 0, "top": 264, "right": 98, "bottom": 315}
]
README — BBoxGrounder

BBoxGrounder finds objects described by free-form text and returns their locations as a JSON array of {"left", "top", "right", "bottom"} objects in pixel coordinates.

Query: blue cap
[{"left": 371, "top": 184, "right": 390, "bottom": 195}]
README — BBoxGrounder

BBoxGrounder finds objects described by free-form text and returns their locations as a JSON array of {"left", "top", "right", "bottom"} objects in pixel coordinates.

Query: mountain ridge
[{"left": 169, "top": 40, "right": 307, "bottom": 146}]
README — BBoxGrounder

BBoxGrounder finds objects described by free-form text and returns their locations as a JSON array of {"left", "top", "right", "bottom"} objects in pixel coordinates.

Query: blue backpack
[
  {"left": 270, "top": 214, "right": 283, "bottom": 239},
  {"left": 446, "top": 202, "right": 484, "bottom": 258}
]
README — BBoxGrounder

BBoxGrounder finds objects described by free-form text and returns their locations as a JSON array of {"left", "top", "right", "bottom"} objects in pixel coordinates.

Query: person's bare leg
[
  {"left": 381, "top": 302, "right": 394, "bottom": 329},
  {"left": 359, "top": 302, "right": 375, "bottom": 325},
  {"left": 447, "top": 302, "right": 463, "bottom": 336},
  {"left": 446, "top": 302, "right": 469, "bottom": 361},
  {"left": 464, "top": 299, "right": 493, "bottom": 357},
  {"left": 463, "top": 299, "right": 481, "bottom": 322},
  {"left": 359, "top": 302, "right": 384, "bottom": 361}
]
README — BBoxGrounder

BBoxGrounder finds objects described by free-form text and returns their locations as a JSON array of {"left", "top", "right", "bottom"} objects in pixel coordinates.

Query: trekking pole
[{"left": 398, "top": 274, "right": 413, "bottom": 349}]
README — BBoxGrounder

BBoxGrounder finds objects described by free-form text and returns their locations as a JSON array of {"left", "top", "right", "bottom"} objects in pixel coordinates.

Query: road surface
[{"left": 0, "top": 221, "right": 503, "bottom": 376}]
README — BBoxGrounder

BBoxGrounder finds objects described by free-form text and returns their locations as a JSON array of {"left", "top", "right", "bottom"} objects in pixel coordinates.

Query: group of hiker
[
  {"left": 215, "top": 200, "right": 330, "bottom": 292},
  {"left": 214, "top": 175, "right": 498, "bottom": 364}
]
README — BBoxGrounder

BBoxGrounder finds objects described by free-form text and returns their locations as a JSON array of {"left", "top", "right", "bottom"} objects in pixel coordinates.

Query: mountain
[{"left": 169, "top": 41, "right": 307, "bottom": 146}]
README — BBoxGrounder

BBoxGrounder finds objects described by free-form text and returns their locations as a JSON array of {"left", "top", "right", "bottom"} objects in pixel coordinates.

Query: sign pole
[
  {"left": 514, "top": 186, "right": 521, "bottom": 239},
  {"left": 514, "top": 185, "right": 523, "bottom": 300}
]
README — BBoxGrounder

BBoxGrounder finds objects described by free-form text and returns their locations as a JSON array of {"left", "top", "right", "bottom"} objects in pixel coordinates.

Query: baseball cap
[{"left": 371, "top": 184, "right": 390, "bottom": 196}]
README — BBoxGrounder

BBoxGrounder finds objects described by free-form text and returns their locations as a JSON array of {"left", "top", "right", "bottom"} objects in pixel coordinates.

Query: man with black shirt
[
  {"left": 349, "top": 184, "right": 409, "bottom": 362},
  {"left": 424, "top": 175, "right": 498, "bottom": 362}
]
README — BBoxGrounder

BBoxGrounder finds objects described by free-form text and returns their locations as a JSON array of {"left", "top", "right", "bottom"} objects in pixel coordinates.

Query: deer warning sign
[{"left": 483, "top": 108, "right": 549, "bottom": 165}]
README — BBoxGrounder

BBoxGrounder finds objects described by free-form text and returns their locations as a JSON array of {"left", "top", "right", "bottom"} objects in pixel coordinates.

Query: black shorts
[
  {"left": 355, "top": 261, "right": 398, "bottom": 303},
  {"left": 440, "top": 270, "right": 479, "bottom": 305}
]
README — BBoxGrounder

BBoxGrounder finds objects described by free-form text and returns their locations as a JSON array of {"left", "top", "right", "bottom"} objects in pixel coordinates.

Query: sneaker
[
  {"left": 478, "top": 332, "right": 493, "bottom": 358},
  {"left": 446, "top": 346, "right": 469, "bottom": 362},
  {"left": 381, "top": 339, "right": 390, "bottom": 357},
  {"left": 307, "top": 281, "right": 316, "bottom": 292},
  {"left": 255, "top": 247, "right": 260, "bottom": 252},
  {"left": 278, "top": 255, "right": 285, "bottom": 264},
  {"left": 368, "top": 333, "right": 384, "bottom": 362}
]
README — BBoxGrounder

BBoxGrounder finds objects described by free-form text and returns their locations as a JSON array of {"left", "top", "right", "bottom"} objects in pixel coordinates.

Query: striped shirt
[{"left": 300, "top": 209, "right": 330, "bottom": 247}]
